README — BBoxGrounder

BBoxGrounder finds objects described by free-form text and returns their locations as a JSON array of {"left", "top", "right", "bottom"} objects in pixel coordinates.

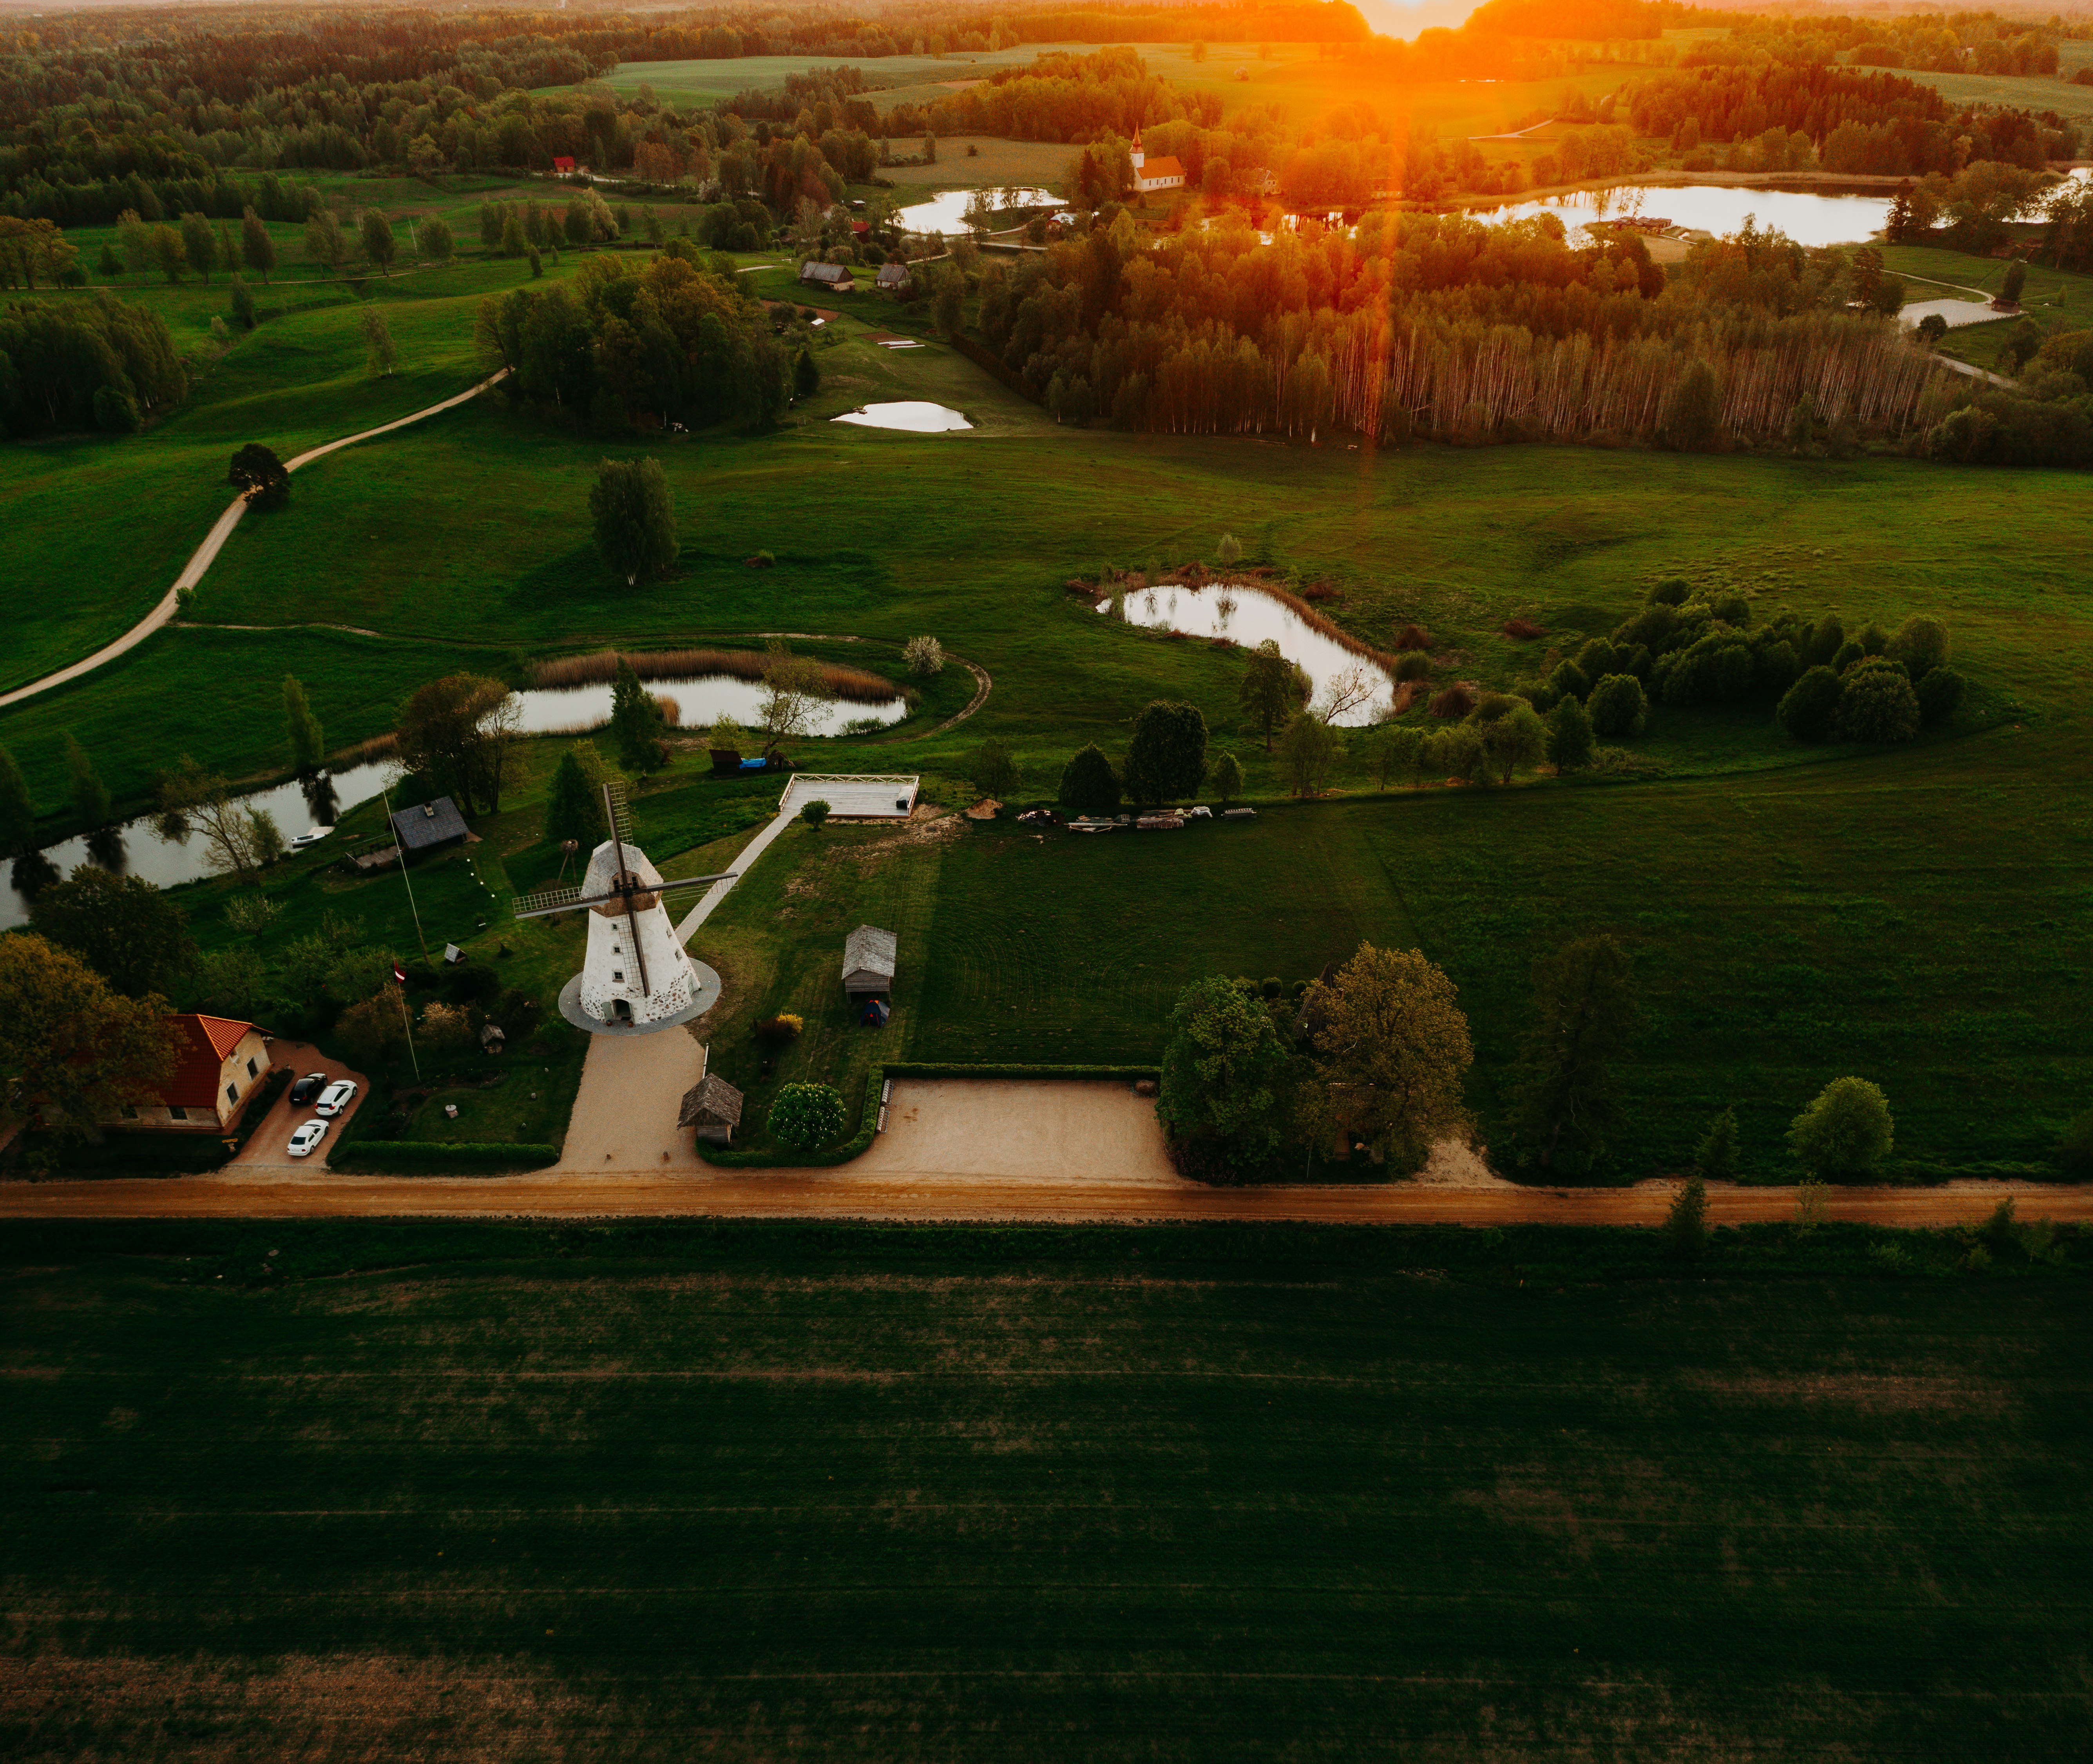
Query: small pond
[
  {"left": 893, "top": 186, "right": 1057, "bottom": 234},
  {"left": 2, "top": 759, "right": 398, "bottom": 932},
  {"left": 1470, "top": 182, "right": 1897, "bottom": 248},
  {"left": 511, "top": 673, "right": 910, "bottom": 737},
  {"left": 1102, "top": 582, "right": 1394, "bottom": 728},
  {"left": 831, "top": 402, "right": 973, "bottom": 433}
]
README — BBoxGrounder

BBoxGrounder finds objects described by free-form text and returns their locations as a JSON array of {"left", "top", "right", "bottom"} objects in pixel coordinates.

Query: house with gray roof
[
  {"left": 389, "top": 795, "right": 467, "bottom": 862},
  {"left": 842, "top": 924, "right": 897, "bottom": 999}
]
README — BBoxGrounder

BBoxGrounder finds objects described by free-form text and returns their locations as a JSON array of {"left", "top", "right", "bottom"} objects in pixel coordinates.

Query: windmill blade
[
  {"left": 653, "top": 872, "right": 739, "bottom": 895},
  {"left": 604, "top": 777, "right": 634, "bottom": 847},
  {"left": 513, "top": 884, "right": 597, "bottom": 920}
]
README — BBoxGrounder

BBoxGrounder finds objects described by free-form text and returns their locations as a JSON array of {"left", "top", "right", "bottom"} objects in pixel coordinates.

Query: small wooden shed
[
  {"left": 678, "top": 1074, "right": 744, "bottom": 1146},
  {"left": 842, "top": 924, "right": 897, "bottom": 1000}
]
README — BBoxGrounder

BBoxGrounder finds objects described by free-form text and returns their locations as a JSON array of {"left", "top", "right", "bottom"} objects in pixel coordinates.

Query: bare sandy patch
[{"left": 852, "top": 1079, "right": 1183, "bottom": 1188}]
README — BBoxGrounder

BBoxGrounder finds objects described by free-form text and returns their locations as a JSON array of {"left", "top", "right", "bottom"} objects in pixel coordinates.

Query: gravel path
[{"left": 0, "top": 371, "right": 507, "bottom": 710}]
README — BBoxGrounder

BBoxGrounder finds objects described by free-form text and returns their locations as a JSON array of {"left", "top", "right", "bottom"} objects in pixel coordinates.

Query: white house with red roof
[
  {"left": 118, "top": 1014, "right": 273, "bottom": 1132},
  {"left": 1131, "top": 129, "right": 1186, "bottom": 196}
]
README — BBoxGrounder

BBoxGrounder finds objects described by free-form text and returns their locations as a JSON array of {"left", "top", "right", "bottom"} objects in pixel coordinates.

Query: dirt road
[
  {"left": 0, "top": 1169, "right": 2080, "bottom": 1227},
  {"left": 0, "top": 371, "right": 507, "bottom": 710}
]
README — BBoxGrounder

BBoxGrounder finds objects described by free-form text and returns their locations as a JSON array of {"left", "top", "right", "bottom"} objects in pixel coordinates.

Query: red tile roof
[
  {"left": 1141, "top": 156, "right": 1186, "bottom": 183},
  {"left": 552, "top": 156, "right": 576, "bottom": 172},
  {"left": 158, "top": 1013, "right": 256, "bottom": 1108}
]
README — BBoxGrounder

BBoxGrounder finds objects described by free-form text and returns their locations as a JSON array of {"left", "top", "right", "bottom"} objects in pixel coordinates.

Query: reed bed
[
  {"left": 328, "top": 732, "right": 398, "bottom": 766},
  {"left": 532, "top": 648, "right": 897, "bottom": 704}
]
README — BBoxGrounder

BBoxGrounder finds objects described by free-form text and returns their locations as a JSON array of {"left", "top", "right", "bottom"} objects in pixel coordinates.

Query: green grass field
[
  {"left": 4, "top": 1220, "right": 2089, "bottom": 1760},
  {"left": 1893, "top": 63, "right": 2093, "bottom": 121}
]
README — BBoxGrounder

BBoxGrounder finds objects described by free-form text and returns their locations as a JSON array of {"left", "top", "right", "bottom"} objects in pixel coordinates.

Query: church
[{"left": 1130, "top": 128, "right": 1185, "bottom": 196}]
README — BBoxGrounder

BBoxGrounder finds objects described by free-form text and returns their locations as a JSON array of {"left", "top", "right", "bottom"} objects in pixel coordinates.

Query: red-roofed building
[
  {"left": 551, "top": 156, "right": 578, "bottom": 174},
  {"left": 1131, "top": 130, "right": 1185, "bottom": 196},
  {"left": 116, "top": 1014, "right": 273, "bottom": 1132}
]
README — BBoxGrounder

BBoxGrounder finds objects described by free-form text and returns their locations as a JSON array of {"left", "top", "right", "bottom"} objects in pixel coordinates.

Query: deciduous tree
[
  {"left": 1155, "top": 974, "right": 1289, "bottom": 1181},
  {"left": 304, "top": 208, "right": 348, "bottom": 276},
  {"left": 360, "top": 210, "right": 397, "bottom": 275},
  {"left": 179, "top": 211, "right": 217, "bottom": 283},
  {"left": 753, "top": 642, "right": 832, "bottom": 757},
  {"left": 1695, "top": 1105, "right": 1740, "bottom": 1180},
  {"left": 282, "top": 676, "right": 324, "bottom": 772},
  {"left": 970, "top": 739, "right": 1019, "bottom": 799},
  {"left": 609, "top": 659, "right": 668, "bottom": 773},
  {"left": 394, "top": 674, "right": 519, "bottom": 815},
  {"left": 155, "top": 757, "right": 261, "bottom": 884},
  {"left": 228, "top": 442, "right": 290, "bottom": 508},
  {"left": 1277, "top": 710, "right": 1341, "bottom": 797},
  {"left": 0, "top": 934, "right": 177, "bottom": 1142},
  {"left": 1209, "top": 749, "right": 1244, "bottom": 804},
  {"left": 1514, "top": 933, "right": 1637, "bottom": 1173},
  {"left": 239, "top": 206, "right": 275, "bottom": 281},
  {"left": 1123, "top": 701, "right": 1207, "bottom": 806},
  {"left": 1238, "top": 640, "right": 1301, "bottom": 750},
  {"left": 0, "top": 744, "right": 35, "bottom": 855},
  {"left": 1787, "top": 1077, "right": 1894, "bottom": 1178},
  {"left": 543, "top": 743, "right": 611, "bottom": 848},
  {"left": 64, "top": 735, "right": 111, "bottom": 826},
  {"left": 1057, "top": 743, "right": 1121, "bottom": 815},
  {"left": 589, "top": 456, "right": 679, "bottom": 585},
  {"left": 1305, "top": 942, "right": 1473, "bottom": 1170},
  {"left": 29, "top": 867, "right": 194, "bottom": 999}
]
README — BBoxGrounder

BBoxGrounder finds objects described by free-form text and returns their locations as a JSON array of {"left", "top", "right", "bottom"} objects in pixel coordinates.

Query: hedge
[
  {"left": 329, "top": 1141, "right": 560, "bottom": 1174},
  {"left": 692, "top": 1062, "right": 1161, "bottom": 1168}
]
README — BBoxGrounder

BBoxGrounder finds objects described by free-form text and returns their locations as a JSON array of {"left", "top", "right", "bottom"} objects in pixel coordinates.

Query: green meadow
[
  {"left": 5, "top": 217, "right": 2093, "bottom": 1175},
  {"left": 3, "top": 1220, "right": 2089, "bottom": 1761}
]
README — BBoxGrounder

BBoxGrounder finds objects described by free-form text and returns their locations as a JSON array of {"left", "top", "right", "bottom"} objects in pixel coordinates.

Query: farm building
[
  {"left": 389, "top": 796, "right": 468, "bottom": 862},
  {"left": 799, "top": 260, "right": 855, "bottom": 292},
  {"left": 678, "top": 1074, "right": 745, "bottom": 1146},
  {"left": 107, "top": 1013, "right": 272, "bottom": 1133},
  {"left": 876, "top": 261, "right": 914, "bottom": 295},
  {"left": 842, "top": 924, "right": 897, "bottom": 999},
  {"left": 1130, "top": 129, "right": 1185, "bottom": 195}
]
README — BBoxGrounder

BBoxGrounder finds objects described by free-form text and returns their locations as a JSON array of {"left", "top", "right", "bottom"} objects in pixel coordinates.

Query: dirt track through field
[
  {"left": 0, "top": 371, "right": 508, "bottom": 710},
  {"left": 2, "top": 1170, "right": 2083, "bottom": 1226}
]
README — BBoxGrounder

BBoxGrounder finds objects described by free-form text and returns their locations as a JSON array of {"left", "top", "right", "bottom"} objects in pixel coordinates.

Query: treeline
[
  {"left": 1923, "top": 330, "right": 2093, "bottom": 469},
  {"left": 912, "top": 47, "right": 1223, "bottom": 143},
  {"left": 977, "top": 212, "right": 1939, "bottom": 447},
  {"left": 0, "top": 294, "right": 184, "bottom": 436},
  {"left": 1622, "top": 63, "right": 2062, "bottom": 176},
  {"left": 474, "top": 243, "right": 789, "bottom": 432}
]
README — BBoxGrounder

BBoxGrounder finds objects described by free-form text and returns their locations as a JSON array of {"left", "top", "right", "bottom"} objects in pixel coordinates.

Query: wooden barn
[{"left": 842, "top": 925, "right": 897, "bottom": 1000}]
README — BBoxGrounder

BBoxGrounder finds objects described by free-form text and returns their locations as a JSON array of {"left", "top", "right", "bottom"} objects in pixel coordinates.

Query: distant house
[
  {"left": 112, "top": 1013, "right": 272, "bottom": 1133},
  {"left": 1130, "top": 129, "right": 1186, "bottom": 196},
  {"left": 678, "top": 1074, "right": 744, "bottom": 1146},
  {"left": 875, "top": 261, "right": 914, "bottom": 295},
  {"left": 389, "top": 796, "right": 468, "bottom": 863},
  {"left": 799, "top": 259, "right": 856, "bottom": 292},
  {"left": 551, "top": 156, "right": 577, "bottom": 174},
  {"left": 842, "top": 924, "right": 897, "bottom": 999}
]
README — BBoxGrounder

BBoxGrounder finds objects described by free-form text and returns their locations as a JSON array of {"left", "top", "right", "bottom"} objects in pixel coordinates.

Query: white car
[
  {"left": 313, "top": 1079, "right": 357, "bottom": 1118},
  {"left": 287, "top": 1119, "right": 328, "bottom": 1158}
]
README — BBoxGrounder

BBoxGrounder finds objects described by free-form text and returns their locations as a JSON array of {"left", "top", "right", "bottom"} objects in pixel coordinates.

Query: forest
[
  {"left": 977, "top": 210, "right": 1939, "bottom": 447},
  {"left": 473, "top": 243, "right": 791, "bottom": 431}
]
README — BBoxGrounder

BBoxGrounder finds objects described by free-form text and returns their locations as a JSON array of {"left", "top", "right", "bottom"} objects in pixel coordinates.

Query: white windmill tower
[{"left": 513, "top": 782, "right": 732, "bottom": 1033}]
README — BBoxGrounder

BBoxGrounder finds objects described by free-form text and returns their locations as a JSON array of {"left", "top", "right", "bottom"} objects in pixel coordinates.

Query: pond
[
  {"left": 831, "top": 402, "right": 973, "bottom": 433},
  {"left": 893, "top": 186, "right": 1057, "bottom": 235},
  {"left": 2, "top": 759, "right": 398, "bottom": 932},
  {"left": 1102, "top": 582, "right": 1394, "bottom": 728},
  {"left": 512, "top": 673, "right": 910, "bottom": 737},
  {"left": 1470, "top": 182, "right": 1896, "bottom": 248}
]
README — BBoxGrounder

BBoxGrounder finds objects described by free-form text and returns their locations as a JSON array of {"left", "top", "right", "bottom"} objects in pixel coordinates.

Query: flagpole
[
  {"left": 392, "top": 963, "right": 422, "bottom": 1081},
  {"left": 378, "top": 781, "right": 432, "bottom": 963}
]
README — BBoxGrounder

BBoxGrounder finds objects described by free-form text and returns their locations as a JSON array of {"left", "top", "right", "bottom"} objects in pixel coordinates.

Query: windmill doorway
[{"left": 611, "top": 999, "right": 633, "bottom": 1024}]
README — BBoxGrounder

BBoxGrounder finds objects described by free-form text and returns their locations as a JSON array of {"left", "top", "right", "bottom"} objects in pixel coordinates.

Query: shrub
[
  {"left": 1573, "top": 639, "right": 1617, "bottom": 681},
  {"left": 1393, "top": 651, "right": 1431, "bottom": 683},
  {"left": 1887, "top": 615, "right": 1949, "bottom": 679},
  {"left": 1586, "top": 673, "right": 1647, "bottom": 739},
  {"left": 1544, "top": 660, "right": 1589, "bottom": 702},
  {"left": 970, "top": 739, "right": 1019, "bottom": 799},
  {"left": 1546, "top": 694, "right": 1595, "bottom": 772},
  {"left": 755, "top": 1013, "right": 803, "bottom": 1047},
  {"left": 1614, "top": 603, "right": 1677, "bottom": 653},
  {"left": 1501, "top": 617, "right": 1545, "bottom": 639},
  {"left": 1665, "top": 1173, "right": 1708, "bottom": 1255},
  {"left": 800, "top": 799, "right": 831, "bottom": 828},
  {"left": 904, "top": 635, "right": 945, "bottom": 676},
  {"left": 1837, "top": 658, "right": 1920, "bottom": 743},
  {"left": 1058, "top": 743, "right": 1121, "bottom": 815},
  {"left": 1394, "top": 624, "right": 1431, "bottom": 651},
  {"left": 1802, "top": 614, "right": 1844, "bottom": 667},
  {"left": 1776, "top": 666, "right": 1841, "bottom": 741},
  {"left": 1916, "top": 665, "right": 1964, "bottom": 727},
  {"left": 1216, "top": 532, "right": 1242, "bottom": 564},
  {"left": 93, "top": 384, "right": 141, "bottom": 433},
  {"left": 1695, "top": 1105, "right": 1740, "bottom": 1180},
  {"left": 1707, "top": 593, "right": 1750, "bottom": 627},
  {"left": 1754, "top": 639, "right": 1802, "bottom": 696},
  {"left": 1428, "top": 684, "right": 1474, "bottom": 720},
  {"left": 1656, "top": 634, "right": 1753, "bottom": 705},
  {"left": 1830, "top": 639, "right": 1865, "bottom": 674},
  {"left": 1787, "top": 1076, "right": 1894, "bottom": 1179},
  {"left": 1647, "top": 577, "right": 1691, "bottom": 606},
  {"left": 769, "top": 1082, "right": 846, "bottom": 1150},
  {"left": 1260, "top": 976, "right": 1282, "bottom": 999}
]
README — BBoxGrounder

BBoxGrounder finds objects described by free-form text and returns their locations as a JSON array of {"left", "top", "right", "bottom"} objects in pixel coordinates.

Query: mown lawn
[{"left": 3, "top": 1220, "right": 2089, "bottom": 1762}]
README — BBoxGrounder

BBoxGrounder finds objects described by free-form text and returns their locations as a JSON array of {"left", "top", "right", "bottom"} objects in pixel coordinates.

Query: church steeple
[{"left": 1130, "top": 126, "right": 1145, "bottom": 171}]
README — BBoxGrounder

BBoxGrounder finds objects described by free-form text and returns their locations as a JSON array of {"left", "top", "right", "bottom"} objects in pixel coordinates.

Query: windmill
[{"left": 513, "top": 782, "right": 734, "bottom": 1032}]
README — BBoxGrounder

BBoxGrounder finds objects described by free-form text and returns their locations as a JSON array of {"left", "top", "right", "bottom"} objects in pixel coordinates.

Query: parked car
[
  {"left": 288, "top": 1073, "right": 327, "bottom": 1106},
  {"left": 314, "top": 1079, "right": 358, "bottom": 1117},
  {"left": 287, "top": 1119, "right": 328, "bottom": 1158}
]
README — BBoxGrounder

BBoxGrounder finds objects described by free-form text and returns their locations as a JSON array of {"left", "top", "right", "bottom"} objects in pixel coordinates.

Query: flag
[{"left": 392, "top": 962, "right": 407, "bottom": 985}]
